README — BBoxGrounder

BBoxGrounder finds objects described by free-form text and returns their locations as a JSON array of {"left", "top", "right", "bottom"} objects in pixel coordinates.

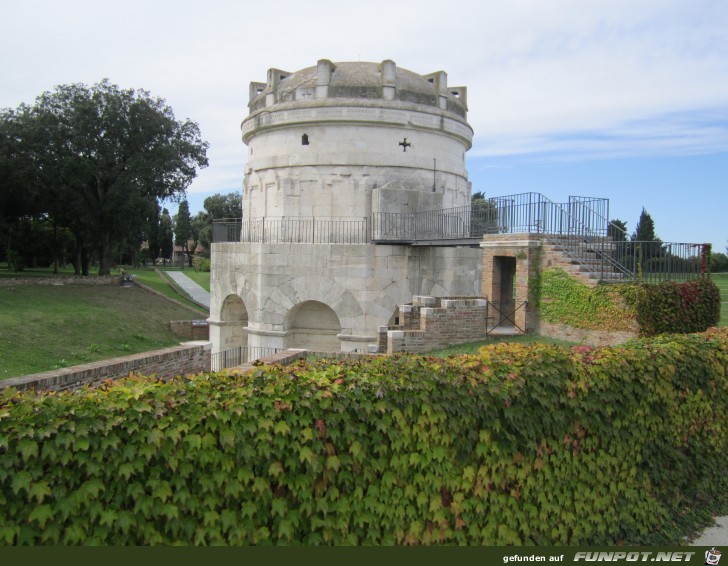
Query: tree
[
  {"left": 470, "top": 190, "right": 498, "bottom": 236},
  {"left": 197, "top": 191, "right": 242, "bottom": 248},
  {"left": 159, "top": 208, "right": 174, "bottom": 264},
  {"left": 608, "top": 219, "right": 628, "bottom": 242},
  {"left": 2, "top": 80, "right": 208, "bottom": 275},
  {"left": 631, "top": 208, "right": 662, "bottom": 269},
  {"left": 631, "top": 208, "right": 659, "bottom": 242},
  {"left": 191, "top": 212, "right": 209, "bottom": 255},
  {"left": 711, "top": 252, "right": 728, "bottom": 273},
  {"left": 203, "top": 192, "right": 242, "bottom": 220},
  {"left": 174, "top": 199, "right": 193, "bottom": 267}
]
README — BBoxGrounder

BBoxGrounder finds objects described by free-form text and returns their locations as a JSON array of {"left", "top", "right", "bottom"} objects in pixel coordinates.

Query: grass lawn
[
  {"left": 427, "top": 333, "right": 579, "bottom": 357},
  {"left": 0, "top": 283, "right": 202, "bottom": 380},
  {"left": 712, "top": 272, "right": 728, "bottom": 327}
]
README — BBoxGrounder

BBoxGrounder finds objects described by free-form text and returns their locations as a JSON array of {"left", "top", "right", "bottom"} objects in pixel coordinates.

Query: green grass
[
  {"left": 127, "top": 268, "right": 207, "bottom": 314},
  {"left": 0, "top": 283, "right": 202, "bottom": 380},
  {"left": 427, "top": 333, "right": 580, "bottom": 357},
  {"left": 712, "top": 272, "right": 728, "bottom": 327}
]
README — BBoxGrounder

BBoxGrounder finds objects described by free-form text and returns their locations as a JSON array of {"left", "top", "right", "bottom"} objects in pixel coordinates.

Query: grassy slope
[
  {"left": 127, "top": 268, "right": 207, "bottom": 313},
  {"left": 0, "top": 284, "right": 202, "bottom": 380}
]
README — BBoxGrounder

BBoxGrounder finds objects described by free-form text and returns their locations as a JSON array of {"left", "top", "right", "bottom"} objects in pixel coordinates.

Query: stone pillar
[
  {"left": 381, "top": 59, "right": 396, "bottom": 101},
  {"left": 316, "top": 59, "right": 335, "bottom": 99},
  {"left": 425, "top": 71, "right": 448, "bottom": 109}
]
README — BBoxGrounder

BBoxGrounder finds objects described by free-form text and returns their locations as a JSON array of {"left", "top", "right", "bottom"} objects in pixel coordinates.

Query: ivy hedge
[
  {"left": 633, "top": 278, "right": 721, "bottom": 336},
  {"left": 538, "top": 268, "right": 637, "bottom": 332},
  {"left": 538, "top": 268, "right": 721, "bottom": 336},
  {"left": 1, "top": 328, "right": 727, "bottom": 545}
]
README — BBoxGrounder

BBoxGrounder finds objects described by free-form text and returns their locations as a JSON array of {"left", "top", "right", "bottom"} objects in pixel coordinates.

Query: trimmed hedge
[
  {"left": 1, "top": 329, "right": 727, "bottom": 545},
  {"left": 633, "top": 278, "right": 721, "bottom": 336}
]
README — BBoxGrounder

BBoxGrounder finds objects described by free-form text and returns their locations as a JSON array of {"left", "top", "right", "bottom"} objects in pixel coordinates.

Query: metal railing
[
  {"left": 213, "top": 218, "right": 369, "bottom": 244},
  {"left": 212, "top": 219, "right": 243, "bottom": 243},
  {"left": 210, "top": 346, "right": 284, "bottom": 372},
  {"left": 211, "top": 193, "right": 708, "bottom": 284},
  {"left": 609, "top": 241, "right": 706, "bottom": 284}
]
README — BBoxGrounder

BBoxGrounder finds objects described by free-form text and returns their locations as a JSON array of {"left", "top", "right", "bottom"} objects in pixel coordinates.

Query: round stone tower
[{"left": 210, "top": 60, "right": 482, "bottom": 355}]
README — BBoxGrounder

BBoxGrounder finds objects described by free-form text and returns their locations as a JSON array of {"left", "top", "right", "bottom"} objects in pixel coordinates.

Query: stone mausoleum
[{"left": 209, "top": 59, "right": 483, "bottom": 354}]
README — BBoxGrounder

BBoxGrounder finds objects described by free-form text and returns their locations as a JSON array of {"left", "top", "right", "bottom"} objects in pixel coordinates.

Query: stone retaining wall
[
  {"left": 0, "top": 342, "right": 212, "bottom": 393},
  {"left": 536, "top": 322, "right": 638, "bottom": 347}
]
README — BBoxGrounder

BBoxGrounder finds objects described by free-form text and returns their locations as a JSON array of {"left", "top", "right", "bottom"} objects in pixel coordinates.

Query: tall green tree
[
  {"left": 608, "top": 219, "right": 628, "bottom": 242},
  {"left": 159, "top": 208, "right": 174, "bottom": 264},
  {"left": 631, "top": 208, "right": 659, "bottom": 242},
  {"left": 631, "top": 208, "right": 662, "bottom": 264},
  {"left": 191, "top": 212, "right": 209, "bottom": 255},
  {"left": 174, "top": 199, "right": 193, "bottom": 267},
  {"left": 2, "top": 80, "right": 208, "bottom": 275}
]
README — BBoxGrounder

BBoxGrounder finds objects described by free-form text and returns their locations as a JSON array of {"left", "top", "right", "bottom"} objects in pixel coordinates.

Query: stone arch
[
  {"left": 218, "top": 294, "right": 249, "bottom": 350},
  {"left": 285, "top": 300, "right": 341, "bottom": 352}
]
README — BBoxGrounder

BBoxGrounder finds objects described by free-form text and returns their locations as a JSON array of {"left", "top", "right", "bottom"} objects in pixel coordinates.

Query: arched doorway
[
  {"left": 285, "top": 301, "right": 341, "bottom": 352},
  {"left": 219, "top": 294, "right": 249, "bottom": 350}
]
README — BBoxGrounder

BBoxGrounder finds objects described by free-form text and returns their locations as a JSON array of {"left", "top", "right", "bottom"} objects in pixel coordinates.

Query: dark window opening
[{"left": 301, "top": 134, "right": 309, "bottom": 145}]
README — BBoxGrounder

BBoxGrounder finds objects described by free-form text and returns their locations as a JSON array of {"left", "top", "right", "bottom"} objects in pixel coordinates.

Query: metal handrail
[{"left": 210, "top": 194, "right": 707, "bottom": 284}]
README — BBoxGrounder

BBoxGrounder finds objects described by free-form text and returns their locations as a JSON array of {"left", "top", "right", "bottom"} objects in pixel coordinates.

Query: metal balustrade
[
  {"left": 212, "top": 192, "right": 708, "bottom": 284},
  {"left": 210, "top": 346, "right": 285, "bottom": 372}
]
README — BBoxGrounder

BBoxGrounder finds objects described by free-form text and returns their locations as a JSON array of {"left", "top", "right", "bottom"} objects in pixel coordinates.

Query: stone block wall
[
  {"left": 0, "top": 342, "right": 212, "bottom": 393},
  {"left": 382, "top": 295, "right": 489, "bottom": 354}
]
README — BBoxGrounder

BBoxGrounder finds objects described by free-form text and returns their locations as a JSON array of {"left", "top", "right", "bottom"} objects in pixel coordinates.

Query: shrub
[
  {"left": 538, "top": 268, "right": 720, "bottom": 337},
  {"left": 192, "top": 255, "right": 210, "bottom": 272},
  {"left": 634, "top": 278, "right": 721, "bottom": 336},
  {"left": 1, "top": 329, "right": 727, "bottom": 545}
]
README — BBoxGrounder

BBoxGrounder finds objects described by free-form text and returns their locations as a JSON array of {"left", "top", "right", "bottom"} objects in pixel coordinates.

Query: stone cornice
[{"left": 242, "top": 104, "right": 473, "bottom": 147}]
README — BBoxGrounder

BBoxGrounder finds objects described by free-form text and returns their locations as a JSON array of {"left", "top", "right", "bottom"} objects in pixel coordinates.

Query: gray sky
[{"left": 2, "top": 0, "right": 727, "bottom": 248}]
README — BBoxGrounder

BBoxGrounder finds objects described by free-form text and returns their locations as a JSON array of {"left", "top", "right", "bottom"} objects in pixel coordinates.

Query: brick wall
[
  {"left": 382, "top": 295, "right": 489, "bottom": 354},
  {"left": 0, "top": 342, "right": 212, "bottom": 393}
]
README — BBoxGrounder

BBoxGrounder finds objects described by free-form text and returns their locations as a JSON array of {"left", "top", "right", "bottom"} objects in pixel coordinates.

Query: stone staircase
[{"left": 542, "top": 236, "right": 633, "bottom": 286}]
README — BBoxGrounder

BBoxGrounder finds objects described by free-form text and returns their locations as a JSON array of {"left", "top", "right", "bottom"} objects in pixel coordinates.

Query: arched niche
[{"left": 285, "top": 300, "right": 341, "bottom": 352}]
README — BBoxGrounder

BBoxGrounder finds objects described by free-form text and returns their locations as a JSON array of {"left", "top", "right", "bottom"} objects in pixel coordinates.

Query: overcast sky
[{"left": 2, "top": 0, "right": 727, "bottom": 250}]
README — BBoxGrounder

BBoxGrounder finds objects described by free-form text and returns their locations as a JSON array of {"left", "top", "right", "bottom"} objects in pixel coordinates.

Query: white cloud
[{"left": 1, "top": 0, "right": 727, "bottom": 192}]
